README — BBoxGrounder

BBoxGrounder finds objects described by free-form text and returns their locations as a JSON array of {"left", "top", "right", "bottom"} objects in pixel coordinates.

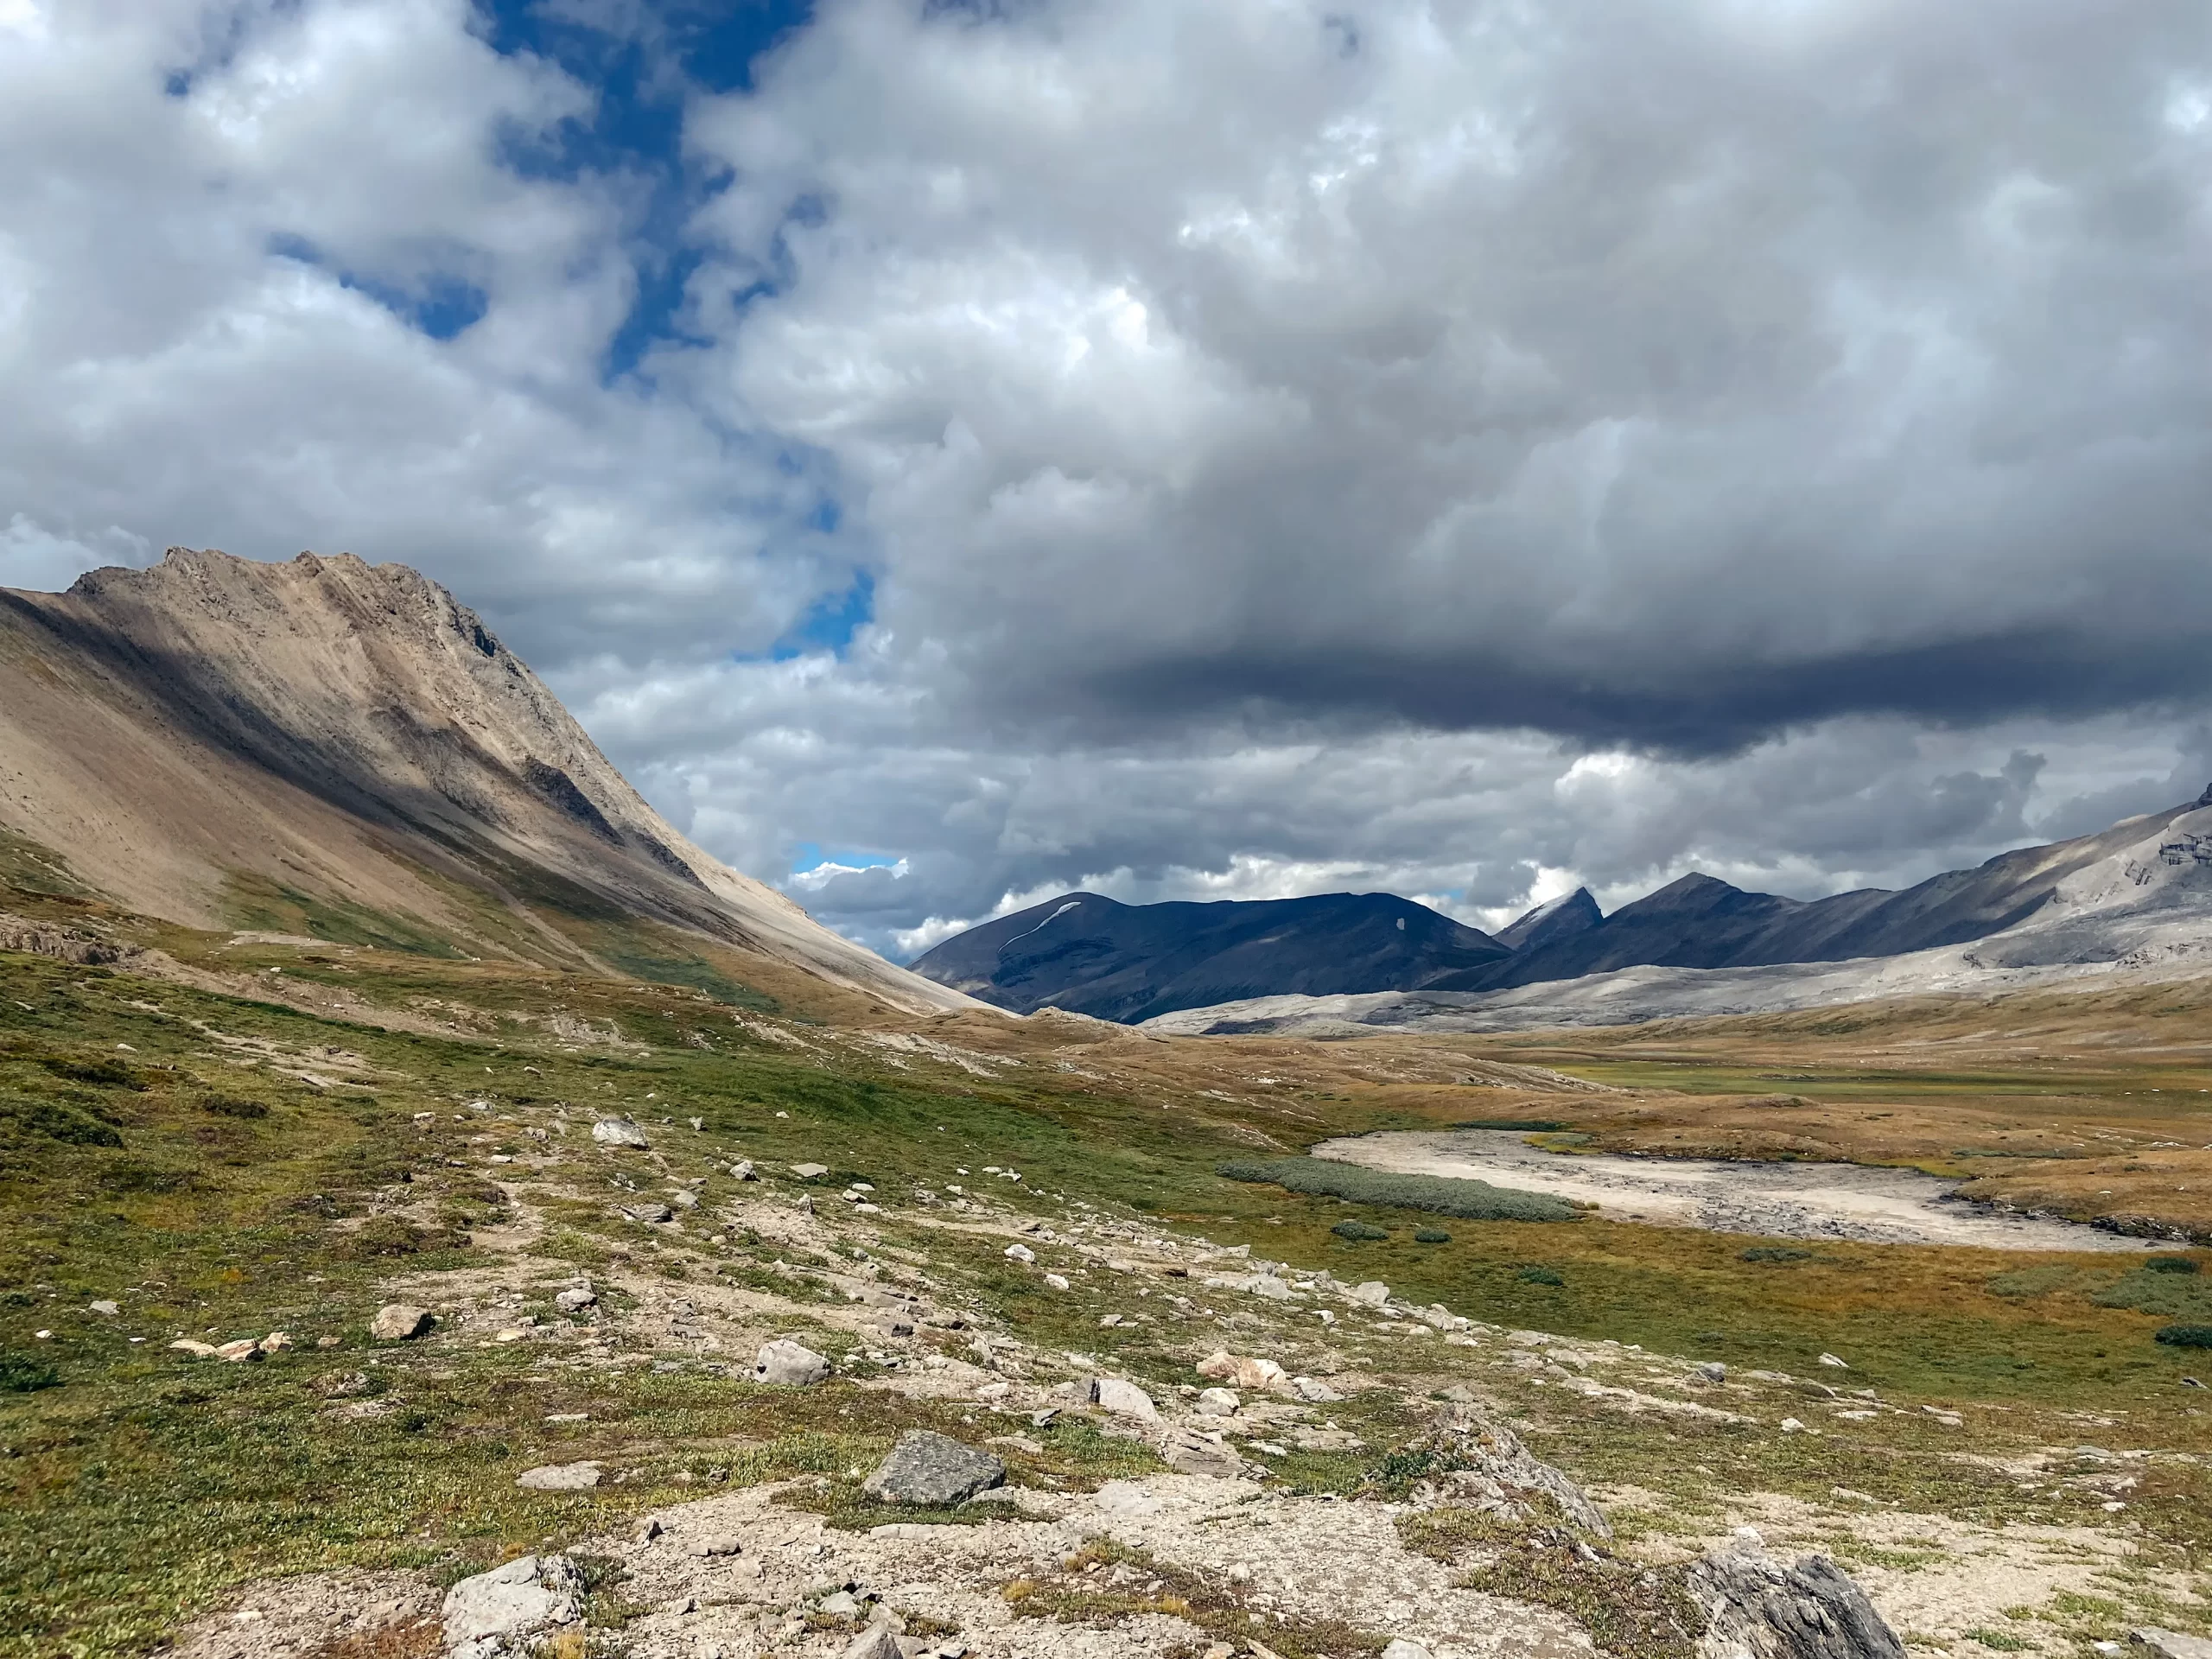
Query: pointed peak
[
  {"left": 2194, "top": 780, "right": 2212, "bottom": 810},
  {"left": 1497, "top": 886, "right": 1602, "bottom": 952}
]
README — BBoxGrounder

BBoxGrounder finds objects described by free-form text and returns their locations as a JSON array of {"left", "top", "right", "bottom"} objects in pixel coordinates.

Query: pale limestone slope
[{"left": 0, "top": 547, "right": 980, "bottom": 1016}]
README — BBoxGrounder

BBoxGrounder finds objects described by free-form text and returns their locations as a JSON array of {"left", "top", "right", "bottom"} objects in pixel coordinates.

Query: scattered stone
[
  {"left": 1043, "top": 1273, "right": 1071, "bottom": 1290},
  {"left": 1696, "top": 1361, "right": 1728, "bottom": 1383},
  {"left": 818, "top": 1589, "right": 863, "bottom": 1618},
  {"left": 592, "top": 1117, "right": 650, "bottom": 1148},
  {"left": 1289, "top": 1375, "right": 1341, "bottom": 1403},
  {"left": 370, "top": 1304, "right": 432, "bottom": 1342},
  {"left": 622, "top": 1200, "right": 675, "bottom": 1224},
  {"left": 1689, "top": 1542, "right": 1905, "bottom": 1659},
  {"left": 1818, "top": 1353, "right": 1849, "bottom": 1370},
  {"left": 841, "top": 1626, "right": 903, "bottom": 1659},
  {"left": 2133, "top": 1630, "right": 2212, "bottom": 1659},
  {"left": 257, "top": 1332, "right": 291, "bottom": 1355},
  {"left": 215, "top": 1338, "right": 263, "bottom": 1363},
  {"left": 442, "top": 1554, "right": 583, "bottom": 1658},
  {"left": 554, "top": 1287, "right": 596, "bottom": 1313},
  {"left": 1089, "top": 1376, "right": 1159, "bottom": 1420},
  {"left": 1197, "top": 1351, "right": 1287, "bottom": 1392},
  {"left": 1351, "top": 1281, "right": 1390, "bottom": 1306},
  {"left": 691, "top": 1534, "right": 744, "bottom": 1558},
  {"left": 1161, "top": 1422, "right": 1248, "bottom": 1478},
  {"left": 862, "top": 1430, "right": 1007, "bottom": 1506},
  {"left": 669, "top": 1188, "right": 698, "bottom": 1209},
  {"left": 753, "top": 1338, "right": 831, "bottom": 1387},
  {"left": 732, "top": 1160, "right": 756, "bottom": 1180},
  {"left": 88, "top": 1300, "right": 118, "bottom": 1317},
  {"left": 516, "top": 1462, "right": 602, "bottom": 1491},
  {"left": 1004, "top": 1243, "right": 1036, "bottom": 1264},
  {"left": 169, "top": 1338, "right": 218, "bottom": 1358},
  {"left": 1382, "top": 1643, "right": 1435, "bottom": 1659},
  {"left": 791, "top": 1162, "right": 830, "bottom": 1179},
  {"left": 1780, "top": 1417, "right": 1808, "bottom": 1433},
  {"left": 634, "top": 1516, "right": 663, "bottom": 1542},
  {"left": 1196, "top": 1387, "right": 1241, "bottom": 1416}
]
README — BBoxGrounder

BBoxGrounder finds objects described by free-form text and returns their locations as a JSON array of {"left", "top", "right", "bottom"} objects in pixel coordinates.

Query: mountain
[
  {"left": 0, "top": 547, "right": 975, "bottom": 1015},
  {"left": 908, "top": 888, "right": 1512, "bottom": 1021},
  {"left": 1495, "top": 887, "right": 1602, "bottom": 952},
  {"left": 1146, "top": 796, "right": 2212, "bottom": 1035},
  {"left": 1430, "top": 798, "right": 2212, "bottom": 993}
]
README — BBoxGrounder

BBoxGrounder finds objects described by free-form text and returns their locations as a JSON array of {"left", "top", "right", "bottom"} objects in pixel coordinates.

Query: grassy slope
[{"left": 2, "top": 940, "right": 2210, "bottom": 1656}]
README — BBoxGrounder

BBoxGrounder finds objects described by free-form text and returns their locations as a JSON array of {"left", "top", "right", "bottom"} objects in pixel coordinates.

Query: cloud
[
  {"left": 4, "top": 0, "right": 2210, "bottom": 961},
  {"left": 681, "top": 0, "right": 2212, "bottom": 754}
]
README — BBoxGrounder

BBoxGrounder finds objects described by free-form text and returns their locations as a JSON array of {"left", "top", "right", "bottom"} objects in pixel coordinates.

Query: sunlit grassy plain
[{"left": 3, "top": 863, "right": 2210, "bottom": 1655}]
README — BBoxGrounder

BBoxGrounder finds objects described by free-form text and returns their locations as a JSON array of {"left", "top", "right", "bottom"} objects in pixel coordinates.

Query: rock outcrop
[{"left": 1689, "top": 1541, "right": 1906, "bottom": 1659}]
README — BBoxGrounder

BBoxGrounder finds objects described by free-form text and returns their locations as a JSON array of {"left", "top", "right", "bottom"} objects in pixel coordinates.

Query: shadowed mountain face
[
  {"left": 918, "top": 797, "right": 2212, "bottom": 1023},
  {"left": 909, "top": 889, "right": 1512, "bottom": 1021},
  {"left": 0, "top": 548, "right": 975, "bottom": 1015}
]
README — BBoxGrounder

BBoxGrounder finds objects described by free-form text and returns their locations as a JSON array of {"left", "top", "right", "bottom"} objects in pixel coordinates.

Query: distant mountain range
[
  {"left": 913, "top": 791, "right": 2212, "bottom": 1023},
  {"left": 907, "top": 890, "right": 1511, "bottom": 1023}
]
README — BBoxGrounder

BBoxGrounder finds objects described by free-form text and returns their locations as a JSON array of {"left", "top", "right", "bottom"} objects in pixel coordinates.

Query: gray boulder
[
  {"left": 1690, "top": 1543, "right": 1904, "bottom": 1659},
  {"left": 370, "top": 1304, "right": 432, "bottom": 1342},
  {"left": 441, "top": 1554, "right": 582, "bottom": 1657},
  {"left": 515, "top": 1461, "right": 602, "bottom": 1491},
  {"left": 861, "top": 1429, "right": 1006, "bottom": 1506},
  {"left": 753, "top": 1338, "right": 831, "bottom": 1387},
  {"left": 553, "top": 1287, "right": 595, "bottom": 1313},
  {"left": 1088, "top": 1376, "right": 1159, "bottom": 1421},
  {"left": 2132, "top": 1635, "right": 2212, "bottom": 1659},
  {"left": 621, "top": 1200, "right": 675, "bottom": 1224},
  {"left": 841, "top": 1627, "right": 903, "bottom": 1659},
  {"left": 1426, "top": 1410, "right": 1611, "bottom": 1539},
  {"left": 591, "top": 1116, "right": 649, "bottom": 1148}
]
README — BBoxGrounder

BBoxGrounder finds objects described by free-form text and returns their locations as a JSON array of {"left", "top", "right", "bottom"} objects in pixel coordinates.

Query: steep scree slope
[{"left": 0, "top": 547, "right": 974, "bottom": 1014}]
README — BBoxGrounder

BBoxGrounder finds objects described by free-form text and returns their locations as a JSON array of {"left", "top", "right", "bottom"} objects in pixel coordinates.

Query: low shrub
[
  {"left": 1414, "top": 1228, "right": 1452, "bottom": 1243},
  {"left": 2154, "top": 1324, "right": 2212, "bottom": 1349},
  {"left": 1332, "top": 1220, "right": 1389, "bottom": 1241},
  {"left": 1217, "top": 1157, "right": 1580, "bottom": 1223},
  {"left": 0, "top": 1094, "right": 123, "bottom": 1147},
  {"left": 2145, "top": 1256, "right": 2202, "bottom": 1275},
  {"left": 1518, "top": 1266, "right": 1565, "bottom": 1287},
  {"left": 97, "top": 1160, "right": 198, "bottom": 1192},
  {"left": 0, "top": 1350, "right": 60, "bottom": 1393},
  {"left": 1740, "top": 1246, "right": 1814, "bottom": 1264},
  {"left": 343, "top": 1216, "right": 468, "bottom": 1258},
  {"left": 2095, "top": 1268, "right": 2212, "bottom": 1321},
  {"left": 199, "top": 1094, "right": 270, "bottom": 1120}
]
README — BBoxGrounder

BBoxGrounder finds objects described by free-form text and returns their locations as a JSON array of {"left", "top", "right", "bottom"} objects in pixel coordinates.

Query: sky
[{"left": 3, "top": 0, "right": 2210, "bottom": 961}]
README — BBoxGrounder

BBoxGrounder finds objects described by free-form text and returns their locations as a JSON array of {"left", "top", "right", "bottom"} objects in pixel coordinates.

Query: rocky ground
[{"left": 151, "top": 1111, "right": 2209, "bottom": 1659}]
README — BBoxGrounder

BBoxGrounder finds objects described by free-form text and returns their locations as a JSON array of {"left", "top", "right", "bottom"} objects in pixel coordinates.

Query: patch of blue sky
[
  {"left": 787, "top": 844, "right": 906, "bottom": 885},
  {"left": 478, "top": 1, "right": 816, "bottom": 383},
  {"left": 733, "top": 569, "right": 874, "bottom": 664},
  {"left": 267, "top": 235, "right": 488, "bottom": 340}
]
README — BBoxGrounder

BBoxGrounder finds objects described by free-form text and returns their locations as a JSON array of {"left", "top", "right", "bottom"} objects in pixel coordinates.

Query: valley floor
[{"left": 1, "top": 930, "right": 2209, "bottom": 1659}]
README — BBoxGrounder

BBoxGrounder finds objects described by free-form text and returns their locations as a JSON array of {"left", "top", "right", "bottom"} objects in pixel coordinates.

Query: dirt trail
[{"left": 1313, "top": 1129, "right": 2160, "bottom": 1250}]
